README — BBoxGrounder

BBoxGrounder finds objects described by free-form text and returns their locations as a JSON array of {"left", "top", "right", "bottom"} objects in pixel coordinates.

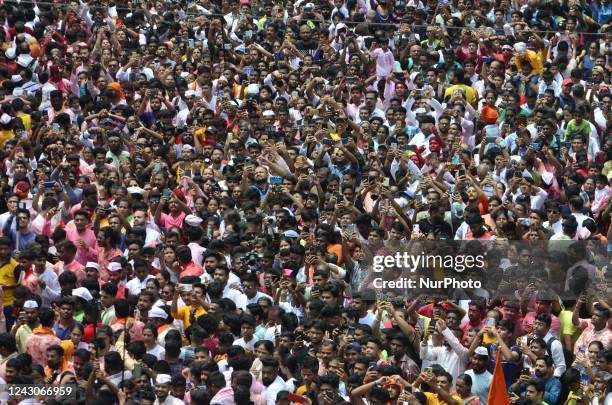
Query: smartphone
[
  {"left": 269, "top": 176, "right": 283, "bottom": 185},
  {"left": 18, "top": 202, "right": 27, "bottom": 210},
  {"left": 531, "top": 143, "right": 540, "bottom": 150},
  {"left": 184, "top": 169, "right": 192, "bottom": 178},
  {"left": 383, "top": 177, "right": 390, "bottom": 187},
  {"left": 188, "top": 39, "right": 195, "bottom": 48},
  {"left": 162, "top": 188, "right": 171, "bottom": 199},
  {"left": 154, "top": 163, "right": 161, "bottom": 172},
  {"left": 486, "top": 317, "right": 496, "bottom": 327},
  {"left": 416, "top": 317, "right": 424, "bottom": 330},
  {"left": 43, "top": 181, "right": 55, "bottom": 189},
  {"left": 133, "top": 363, "right": 142, "bottom": 378},
  {"left": 51, "top": 123, "right": 60, "bottom": 130},
  {"left": 322, "top": 138, "right": 335, "bottom": 146},
  {"left": 223, "top": 44, "right": 232, "bottom": 50},
  {"left": 485, "top": 126, "right": 500, "bottom": 142},
  {"left": 458, "top": 169, "right": 466, "bottom": 177},
  {"left": 369, "top": 361, "right": 378, "bottom": 369},
  {"left": 342, "top": 137, "right": 351, "bottom": 145},
  {"left": 217, "top": 90, "right": 224, "bottom": 98},
  {"left": 347, "top": 326, "right": 355, "bottom": 336},
  {"left": 151, "top": 89, "right": 158, "bottom": 98},
  {"left": 175, "top": 35, "right": 182, "bottom": 43},
  {"left": 390, "top": 142, "right": 398, "bottom": 149},
  {"left": 560, "top": 141, "right": 571, "bottom": 149}
]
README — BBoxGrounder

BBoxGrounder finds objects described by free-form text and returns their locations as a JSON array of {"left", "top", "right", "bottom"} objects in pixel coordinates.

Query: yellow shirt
[
  {"left": 171, "top": 305, "right": 207, "bottom": 329},
  {"left": 0, "top": 130, "right": 14, "bottom": 147},
  {"left": 559, "top": 310, "right": 581, "bottom": 344},
  {"left": 16, "top": 113, "right": 31, "bottom": 131},
  {"left": 444, "top": 85, "right": 478, "bottom": 105},
  {"left": 514, "top": 50, "right": 543, "bottom": 75},
  {"left": 0, "top": 258, "right": 19, "bottom": 305},
  {"left": 424, "top": 391, "right": 463, "bottom": 405}
]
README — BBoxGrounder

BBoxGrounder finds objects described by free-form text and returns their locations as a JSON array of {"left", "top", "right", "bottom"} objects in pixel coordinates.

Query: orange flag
[{"left": 487, "top": 350, "right": 510, "bottom": 405}]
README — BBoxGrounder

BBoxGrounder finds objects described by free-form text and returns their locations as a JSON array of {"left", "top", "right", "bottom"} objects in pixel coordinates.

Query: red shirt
[{"left": 180, "top": 261, "right": 204, "bottom": 278}]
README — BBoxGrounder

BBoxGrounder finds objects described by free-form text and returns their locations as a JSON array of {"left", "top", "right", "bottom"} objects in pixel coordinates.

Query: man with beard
[
  {"left": 261, "top": 356, "right": 289, "bottom": 405},
  {"left": 132, "top": 209, "right": 161, "bottom": 247},
  {"left": 12, "top": 299, "right": 40, "bottom": 353},
  {"left": 417, "top": 202, "right": 453, "bottom": 240},
  {"left": 213, "top": 267, "right": 247, "bottom": 310},
  {"left": 246, "top": 165, "right": 270, "bottom": 199},
  {"left": 154, "top": 374, "right": 185, "bottom": 405},
  {"left": 464, "top": 212, "right": 494, "bottom": 240},
  {"left": 464, "top": 347, "right": 493, "bottom": 404},
  {"left": 44, "top": 345, "right": 72, "bottom": 384},
  {"left": 511, "top": 355, "right": 561, "bottom": 405}
]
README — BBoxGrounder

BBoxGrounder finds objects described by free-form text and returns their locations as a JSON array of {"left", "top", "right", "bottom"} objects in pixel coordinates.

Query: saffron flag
[{"left": 487, "top": 350, "right": 510, "bottom": 405}]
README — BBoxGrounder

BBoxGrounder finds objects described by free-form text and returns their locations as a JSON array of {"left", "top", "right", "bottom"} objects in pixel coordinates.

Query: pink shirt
[
  {"left": 66, "top": 226, "right": 99, "bottom": 265},
  {"left": 574, "top": 319, "right": 612, "bottom": 354},
  {"left": 161, "top": 211, "right": 187, "bottom": 229},
  {"left": 522, "top": 312, "right": 561, "bottom": 338},
  {"left": 180, "top": 261, "right": 204, "bottom": 278},
  {"left": 52, "top": 260, "right": 86, "bottom": 286},
  {"left": 25, "top": 329, "right": 61, "bottom": 367}
]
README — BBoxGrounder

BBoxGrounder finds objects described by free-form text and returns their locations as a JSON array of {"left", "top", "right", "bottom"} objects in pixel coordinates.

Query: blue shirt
[
  {"left": 53, "top": 320, "right": 80, "bottom": 340},
  {"left": 514, "top": 376, "right": 561, "bottom": 404}
]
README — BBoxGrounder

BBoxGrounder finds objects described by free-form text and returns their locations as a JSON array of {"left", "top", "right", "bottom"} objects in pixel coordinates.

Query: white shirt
[
  {"left": 419, "top": 328, "right": 469, "bottom": 382},
  {"left": 222, "top": 285, "right": 248, "bottom": 310},
  {"left": 37, "top": 267, "right": 61, "bottom": 307},
  {"left": 153, "top": 395, "right": 185, "bottom": 405},
  {"left": 187, "top": 242, "right": 205, "bottom": 266},
  {"left": 263, "top": 375, "right": 289, "bottom": 405},
  {"left": 126, "top": 275, "right": 154, "bottom": 296},
  {"left": 246, "top": 290, "right": 274, "bottom": 305},
  {"left": 464, "top": 369, "right": 493, "bottom": 405},
  {"left": 147, "top": 344, "right": 166, "bottom": 360},
  {"left": 233, "top": 336, "right": 257, "bottom": 351},
  {"left": 543, "top": 332, "right": 566, "bottom": 377}
]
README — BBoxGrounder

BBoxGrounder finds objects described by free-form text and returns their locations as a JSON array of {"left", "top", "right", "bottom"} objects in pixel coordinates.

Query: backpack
[{"left": 545, "top": 335, "right": 574, "bottom": 368}]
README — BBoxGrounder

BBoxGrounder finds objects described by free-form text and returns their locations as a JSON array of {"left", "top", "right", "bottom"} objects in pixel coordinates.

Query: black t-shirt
[{"left": 417, "top": 218, "right": 454, "bottom": 240}]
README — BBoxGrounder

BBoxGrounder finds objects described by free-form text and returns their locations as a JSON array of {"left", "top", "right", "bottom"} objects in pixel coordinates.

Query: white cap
[
  {"left": 0, "top": 114, "right": 11, "bottom": 125},
  {"left": 414, "top": 108, "right": 427, "bottom": 115},
  {"left": 108, "top": 262, "right": 122, "bottom": 272},
  {"left": 182, "top": 144, "right": 194, "bottom": 152},
  {"left": 23, "top": 300, "right": 39, "bottom": 309},
  {"left": 72, "top": 287, "right": 93, "bottom": 302},
  {"left": 305, "top": 2, "right": 315, "bottom": 8},
  {"left": 262, "top": 110, "right": 275, "bottom": 117},
  {"left": 127, "top": 186, "right": 145, "bottom": 195},
  {"left": 156, "top": 374, "right": 172, "bottom": 384},
  {"left": 148, "top": 307, "right": 168, "bottom": 320},
  {"left": 5, "top": 48, "right": 15, "bottom": 59},
  {"left": 185, "top": 214, "right": 204, "bottom": 227},
  {"left": 85, "top": 262, "right": 100, "bottom": 271},
  {"left": 185, "top": 90, "right": 196, "bottom": 97},
  {"left": 514, "top": 42, "right": 526, "bottom": 55},
  {"left": 474, "top": 346, "right": 489, "bottom": 357}
]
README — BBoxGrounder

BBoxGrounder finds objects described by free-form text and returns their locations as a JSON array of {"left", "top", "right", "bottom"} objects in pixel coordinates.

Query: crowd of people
[{"left": 0, "top": 0, "right": 610, "bottom": 403}]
